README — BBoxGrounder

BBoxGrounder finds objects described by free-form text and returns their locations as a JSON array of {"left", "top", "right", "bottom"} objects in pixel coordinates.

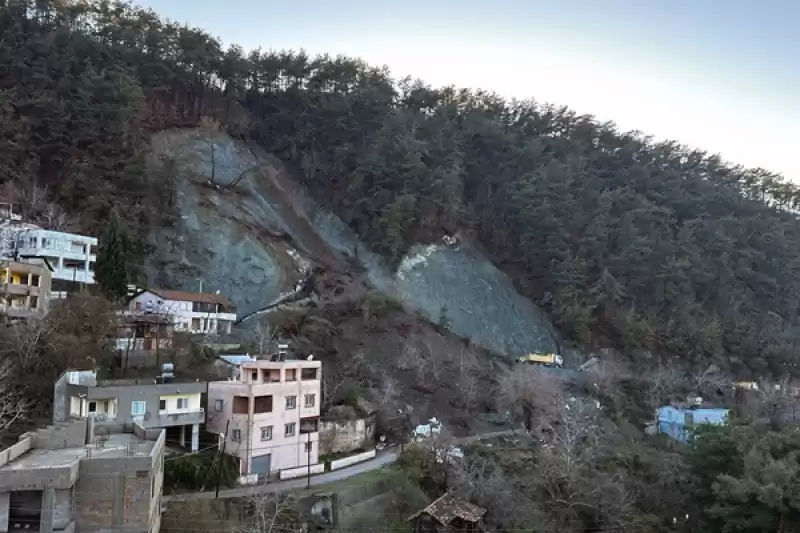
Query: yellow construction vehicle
[{"left": 517, "top": 352, "right": 564, "bottom": 368}]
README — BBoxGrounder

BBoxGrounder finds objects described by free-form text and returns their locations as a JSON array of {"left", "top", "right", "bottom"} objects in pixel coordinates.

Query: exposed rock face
[{"left": 145, "top": 128, "right": 558, "bottom": 358}]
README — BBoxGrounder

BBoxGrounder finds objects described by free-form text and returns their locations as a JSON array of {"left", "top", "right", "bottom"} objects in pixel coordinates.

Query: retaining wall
[
  {"left": 279, "top": 463, "right": 325, "bottom": 480},
  {"left": 330, "top": 450, "right": 376, "bottom": 471}
]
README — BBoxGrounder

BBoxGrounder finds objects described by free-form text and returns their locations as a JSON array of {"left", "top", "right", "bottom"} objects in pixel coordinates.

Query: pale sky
[{"left": 141, "top": 0, "right": 799, "bottom": 180}]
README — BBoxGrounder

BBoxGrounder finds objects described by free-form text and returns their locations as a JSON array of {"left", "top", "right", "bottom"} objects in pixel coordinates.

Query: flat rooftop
[
  {"left": 239, "top": 359, "right": 321, "bottom": 369},
  {"left": 0, "top": 431, "right": 157, "bottom": 491},
  {"left": 0, "top": 433, "right": 155, "bottom": 473}
]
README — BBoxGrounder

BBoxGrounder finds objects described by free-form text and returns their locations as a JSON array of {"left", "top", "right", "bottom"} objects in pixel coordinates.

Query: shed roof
[{"left": 408, "top": 492, "right": 486, "bottom": 525}]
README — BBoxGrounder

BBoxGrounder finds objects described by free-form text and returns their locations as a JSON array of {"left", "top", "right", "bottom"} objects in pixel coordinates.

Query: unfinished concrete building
[
  {"left": 0, "top": 258, "right": 52, "bottom": 320},
  {"left": 0, "top": 418, "right": 164, "bottom": 533}
]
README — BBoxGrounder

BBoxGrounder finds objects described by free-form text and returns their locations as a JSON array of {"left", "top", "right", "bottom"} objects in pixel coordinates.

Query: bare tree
[
  {"left": 689, "top": 364, "right": 732, "bottom": 400},
  {"left": 581, "top": 354, "right": 631, "bottom": 414},
  {"left": 0, "top": 317, "right": 52, "bottom": 369},
  {"left": 641, "top": 364, "right": 687, "bottom": 411},
  {"left": 17, "top": 183, "right": 77, "bottom": 230},
  {"left": 250, "top": 316, "right": 276, "bottom": 357},
  {"left": 455, "top": 346, "right": 482, "bottom": 411},
  {"left": 0, "top": 361, "right": 29, "bottom": 432},
  {"left": 196, "top": 117, "right": 223, "bottom": 186},
  {"left": 227, "top": 145, "right": 261, "bottom": 190},
  {"left": 496, "top": 364, "right": 563, "bottom": 432},
  {"left": 236, "top": 492, "right": 303, "bottom": 533},
  {"left": 526, "top": 391, "right": 632, "bottom": 531},
  {"left": 394, "top": 339, "right": 429, "bottom": 377}
]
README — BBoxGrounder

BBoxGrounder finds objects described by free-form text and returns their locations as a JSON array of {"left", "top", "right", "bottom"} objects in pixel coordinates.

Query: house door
[{"left": 251, "top": 454, "right": 271, "bottom": 479}]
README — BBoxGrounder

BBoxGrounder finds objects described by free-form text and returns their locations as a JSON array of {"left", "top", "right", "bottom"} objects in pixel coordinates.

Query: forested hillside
[{"left": 3, "top": 0, "right": 800, "bottom": 376}]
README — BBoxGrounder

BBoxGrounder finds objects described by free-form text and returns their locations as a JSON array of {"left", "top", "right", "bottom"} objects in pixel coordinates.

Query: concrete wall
[
  {"left": 33, "top": 419, "right": 88, "bottom": 450},
  {"left": 75, "top": 430, "right": 164, "bottom": 533},
  {"left": 329, "top": 450, "right": 376, "bottom": 471},
  {"left": 319, "top": 418, "right": 374, "bottom": 456},
  {"left": 53, "top": 374, "right": 70, "bottom": 424},
  {"left": 278, "top": 463, "right": 324, "bottom": 480},
  {"left": 0, "top": 438, "right": 31, "bottom": 468}
]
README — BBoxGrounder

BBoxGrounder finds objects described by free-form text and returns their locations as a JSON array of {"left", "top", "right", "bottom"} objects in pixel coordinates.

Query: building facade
[
  {"left": 53, "top": 370, "right": 207, "bottom": 452},
  {"left": 0, "top": 418, "right": 164, "bottom": 533},
  {"left": 206, "top": 359, "right": 321, "bottom": 478},
  {"left": 0, "top": 258, "right": 52, "bottom": 320},
  {"left": 128, "top": 289, "right": 237, "bottom": 335},
  {"left": 13, "top": 228, "right": 97, "bottom": 285},
  {"left": 656, "top": 405, "right": 729, "bottom": 442}
]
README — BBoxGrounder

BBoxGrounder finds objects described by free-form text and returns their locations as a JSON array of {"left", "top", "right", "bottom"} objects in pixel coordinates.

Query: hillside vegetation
[{"left": 2, "top": 0, "right": 800, "bottom": 376}]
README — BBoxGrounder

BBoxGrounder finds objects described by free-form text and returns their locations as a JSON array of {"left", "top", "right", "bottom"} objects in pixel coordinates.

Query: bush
[{"left": 163, "top": 452, "right": 238, "bottom": 493}]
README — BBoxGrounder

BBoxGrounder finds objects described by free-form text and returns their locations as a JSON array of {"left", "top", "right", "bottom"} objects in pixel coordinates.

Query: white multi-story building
[
  {"left": 128, "top": 289, "right": 237, "bottom": 335},
  {"left": 13, "top": 228, "right": 97, "bottom": 284}
]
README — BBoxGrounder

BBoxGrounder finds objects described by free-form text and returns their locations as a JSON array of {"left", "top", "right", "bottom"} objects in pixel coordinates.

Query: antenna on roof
[{"left": 199, "top": 280, "right": 204, "bottom": 293}]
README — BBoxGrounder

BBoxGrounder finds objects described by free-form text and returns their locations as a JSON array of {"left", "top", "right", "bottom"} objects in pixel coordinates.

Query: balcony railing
[{"left": 134, "top": 408, "right": 205, "bottom": 428}]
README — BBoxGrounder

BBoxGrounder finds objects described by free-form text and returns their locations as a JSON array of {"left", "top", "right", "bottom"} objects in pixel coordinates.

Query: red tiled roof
[{"left": 147, "top": 288, "right": 235, "bottom": 308}]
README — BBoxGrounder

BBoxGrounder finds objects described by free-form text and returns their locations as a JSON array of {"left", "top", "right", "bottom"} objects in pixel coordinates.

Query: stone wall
[{"left": 319, "top": 418, "right": 374, "bottom": 456}]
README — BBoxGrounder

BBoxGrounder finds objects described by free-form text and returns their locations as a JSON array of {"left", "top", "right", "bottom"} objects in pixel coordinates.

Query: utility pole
[
  {"left": 215, "top": 420, "right": 230, "bottom": 499},
  {"left": 306, "top": 431, "right": 312, "bottom": 488}
]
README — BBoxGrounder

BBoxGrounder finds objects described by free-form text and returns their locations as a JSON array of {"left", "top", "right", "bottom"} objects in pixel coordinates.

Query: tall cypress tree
[{"left": 95, "top": 214, "right": 130, "bottom": 300}]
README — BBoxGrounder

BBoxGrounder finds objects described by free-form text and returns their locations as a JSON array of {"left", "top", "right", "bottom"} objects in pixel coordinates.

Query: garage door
[{"left": 251, "top": 454, "right": 271, "bottom": 479}]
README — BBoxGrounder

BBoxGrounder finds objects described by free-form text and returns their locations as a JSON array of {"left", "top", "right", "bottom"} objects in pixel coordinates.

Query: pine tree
[{"left": 95, "top": 214, "right": 130, "bottom": 300}]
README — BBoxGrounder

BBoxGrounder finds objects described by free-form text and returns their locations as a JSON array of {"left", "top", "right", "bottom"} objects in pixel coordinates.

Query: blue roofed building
[{"left": 656, "top": 405, "right": 729, "bottom": 442}]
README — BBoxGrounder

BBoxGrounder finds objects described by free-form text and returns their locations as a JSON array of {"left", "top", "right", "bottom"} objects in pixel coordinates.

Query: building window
[
  {"left": 285, "top": 423, "right": 296, "bottom": 437},
  {"left": 232, "top": 429, "right": 241, "bottom": 442},
  {"left": 214, "top": 399, "right": 224, "bottom": 412},
  {"left": 251, "top": 371, "right": 258, "bottom": 382},
  {"left": 177, "top": 398, "right": 188, "bottom": 409},
  {"left": 304, "top": 394, "right": 315, "bottom": 408},
  {"left": 305, "top": 441, "right": 313, "bottom": 453},
  {"left": 88, "top": 401, "right": 97, "bottom": 413},
  {"left": 159, "top": 399, "right": 166, "bottom": 411},
  {"left": 261, "top": 426, "right": 273, "bottom": 441},
  {"left": 30, "top": 296, "right": 38, "bottom": 308},
  {"left": 286, "top": 396, "right": 297, "bottom": 410},
  {"left": 131, "top": 401, "right": 146, "bottom": 416},
  {"left": 31, "top": 274, "right": 39, "bottom": 287}
]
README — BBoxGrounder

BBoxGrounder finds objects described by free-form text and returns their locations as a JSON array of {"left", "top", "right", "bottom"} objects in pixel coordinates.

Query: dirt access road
[{"left": 165, "top": 429, "right": 521, "bottom": 502}]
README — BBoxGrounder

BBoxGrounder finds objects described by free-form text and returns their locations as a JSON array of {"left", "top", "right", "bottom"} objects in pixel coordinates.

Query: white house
[
  {"left": 13, "top": 227, "right": 97, "bottom": 284},
  {"left": 129, "top": 289, "right": 237, "bottom": 335}
]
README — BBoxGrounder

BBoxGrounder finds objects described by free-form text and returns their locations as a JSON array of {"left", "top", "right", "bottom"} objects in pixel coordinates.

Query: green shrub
[{"left": 163, "top": 452, "right": 238, "bottom": 493}]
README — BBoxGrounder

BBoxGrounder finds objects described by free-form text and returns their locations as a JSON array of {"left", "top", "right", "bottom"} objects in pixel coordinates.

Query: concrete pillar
[
  {"left": 40, "top": 488, "right": 55, "bottom": 533},
  {"left": 0, "top": 492, "right": 9, "bottom": 533},
  {"left": 179, "top": 424, "right": 186, "bottom": 448},
  {"left": 52, "top": 489, "right": 72, "bottom": 530},
  {"left": 191, "top": 424, "right": 199, "bottom": 452}
]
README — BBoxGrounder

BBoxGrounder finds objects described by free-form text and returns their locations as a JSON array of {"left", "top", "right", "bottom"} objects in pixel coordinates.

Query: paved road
[{"left": 165, "top": 429, "right": 520, "bottom": 502}]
